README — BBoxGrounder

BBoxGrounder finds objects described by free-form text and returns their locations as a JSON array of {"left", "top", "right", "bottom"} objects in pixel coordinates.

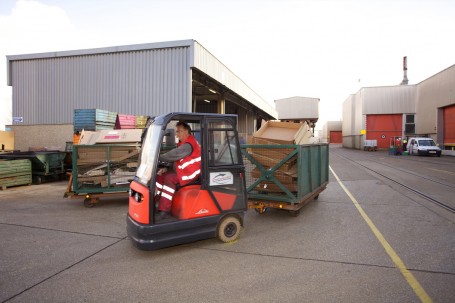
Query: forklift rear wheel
[
  {"left": 83, "top": 198, "right": 95, "bottom": 208},
  {"left": 217, "top": 216, "right": 241, "bottom": 243}
]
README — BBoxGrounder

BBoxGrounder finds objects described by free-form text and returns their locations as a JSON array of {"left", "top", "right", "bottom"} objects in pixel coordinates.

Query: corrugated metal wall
[
  {"left": 342, "top": 93, "right": 363, "bottom": 149},
  {"left": 443, "top": 104, "right": 455, "bottom": 146},
  {"left": 362, "top": 86, "right": 416, "bottom": 115},
  {"left": 415, "top": 65, "right": 455, "bottom": 136},
  {"left": 193, "top": 42, "right": 276, "bottom": 119},
  {"left": 274, "top": 97, "right": 319, "bottom": 120},
  {"left": 10, "top": 47, "right": 191, "bottom": 125}
]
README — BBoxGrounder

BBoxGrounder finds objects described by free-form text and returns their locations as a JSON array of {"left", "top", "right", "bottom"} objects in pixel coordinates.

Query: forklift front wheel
[{"left": 217, "top": 216, "right": 241, "bottom": 243}]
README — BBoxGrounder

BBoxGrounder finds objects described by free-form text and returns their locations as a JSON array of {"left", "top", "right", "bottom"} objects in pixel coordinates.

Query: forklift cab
[{"left": 127, "top": 113, "right": 247, "bottom": 250}]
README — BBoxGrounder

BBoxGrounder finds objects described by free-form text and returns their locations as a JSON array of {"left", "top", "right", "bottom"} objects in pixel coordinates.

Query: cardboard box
[
  {"left": 78, "top": 129, "right": 143, "bottom": 145},
  {"left": 253, "top": 121, "right": 313, "bottom": 145}
]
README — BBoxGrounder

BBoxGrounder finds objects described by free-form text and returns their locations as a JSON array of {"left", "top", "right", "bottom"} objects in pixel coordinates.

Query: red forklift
[{"left": 127, "top": 113, "right": 248, "bottom": 250}]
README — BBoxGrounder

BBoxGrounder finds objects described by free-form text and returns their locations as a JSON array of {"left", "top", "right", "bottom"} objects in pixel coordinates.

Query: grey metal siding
[
  {"left": 11, "top": 47, "right": 191, "bottom": 125},
  {"left": 362, "top": 86, "right": 416, "bottom": 115},
  {"left": 193, "top": 41, "right": 277, "bottom": 119},
  {"left": 415, "top": 64, "right": 455, "bottom": 135},
  {"left": 275, "top": 97, "right": 319, "bottom": 120}
]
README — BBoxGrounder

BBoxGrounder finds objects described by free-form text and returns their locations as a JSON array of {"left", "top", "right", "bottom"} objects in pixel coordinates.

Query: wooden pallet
[{"left": 0, "top": 159, "right": 32, "bottom": 190}]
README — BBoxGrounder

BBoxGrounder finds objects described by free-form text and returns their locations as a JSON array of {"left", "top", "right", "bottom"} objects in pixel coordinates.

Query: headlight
[{"left": 128, "top": 189, "right": 134, "bottom": 197}]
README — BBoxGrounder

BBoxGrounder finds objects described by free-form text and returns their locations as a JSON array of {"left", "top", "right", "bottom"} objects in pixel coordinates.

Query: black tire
[
  {"left": 217, "top": 216, "right": 241, "bottom": 243},
  {"left": 314, "top": 194, "right": 319, "bottom": 200},
  {"left": 83, "top": 198, "right": 95, "bottom": 208},
  {"left": 33, "top": 176, "right": 42, "bottom": 185}
]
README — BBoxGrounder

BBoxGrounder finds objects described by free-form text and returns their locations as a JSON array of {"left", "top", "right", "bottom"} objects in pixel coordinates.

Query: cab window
[{"left": 208, "top": 120, "right": 240, "bottom": 166}]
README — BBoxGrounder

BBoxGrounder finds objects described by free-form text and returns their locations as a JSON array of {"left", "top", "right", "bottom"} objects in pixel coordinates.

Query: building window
[{"left": 405, "top": 114, "right": 415, "bottom": 135}]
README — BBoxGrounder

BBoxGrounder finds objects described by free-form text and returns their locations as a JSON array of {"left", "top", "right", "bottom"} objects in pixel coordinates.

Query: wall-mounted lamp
[
  {"left": 209, "top": 88, "right": 217, "bottom": 94},
  {"left": 203, "top": 99, "right": 211, "bottom": 103}
]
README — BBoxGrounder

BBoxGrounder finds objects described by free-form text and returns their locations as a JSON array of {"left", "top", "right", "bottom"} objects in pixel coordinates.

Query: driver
[{"left": 155, "top": 121, "right": 201, "bottom": 219}]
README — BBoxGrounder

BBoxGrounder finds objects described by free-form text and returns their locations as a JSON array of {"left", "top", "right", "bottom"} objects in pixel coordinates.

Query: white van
[{"left": 407, "top": 137, "right": 441, "bottom": 157}]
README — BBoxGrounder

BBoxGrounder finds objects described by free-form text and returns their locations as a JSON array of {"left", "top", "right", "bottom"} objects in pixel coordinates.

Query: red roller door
[
  {"left": 366, "top": 114, "right": 402, "bottom": 149},
  {"left": 444, "top": 105, "right": 455, "bottom": 146},
  {"left": 329, "top": 131, "right": 342, "bottom": 143}
]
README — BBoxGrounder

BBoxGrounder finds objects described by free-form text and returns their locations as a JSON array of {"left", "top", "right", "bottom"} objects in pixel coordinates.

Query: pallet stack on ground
[
  {"left": 74, "top": 109, "right": 117, "bottom": 132},
  {"left": 115, "top": 114, "right": 136, "bottom": 129},
  {"left": 0, "top": 159, "right": 32, "bottom": 190},
  {"left": 135, "top": 115, "right": 149, "bottom": 129}
]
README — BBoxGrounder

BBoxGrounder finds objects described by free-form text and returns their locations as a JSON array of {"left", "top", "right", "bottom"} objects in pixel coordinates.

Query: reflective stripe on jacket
[{"left": 176, "top": 135, "right": 201, "bottom": 185}]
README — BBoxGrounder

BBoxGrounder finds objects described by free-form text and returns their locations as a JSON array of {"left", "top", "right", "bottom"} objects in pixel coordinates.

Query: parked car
[{"left": 407, "top": 137, "right": 441, "bottom": 157}]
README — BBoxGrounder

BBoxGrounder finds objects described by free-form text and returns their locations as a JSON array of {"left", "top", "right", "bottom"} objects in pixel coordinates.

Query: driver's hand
[{"left": 157, "top": 167, "right": 168, "bottom": 176}]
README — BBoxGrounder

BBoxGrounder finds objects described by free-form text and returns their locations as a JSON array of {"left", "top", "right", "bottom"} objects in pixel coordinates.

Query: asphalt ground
[{"left": 0, "top": 145, "right": 454, "bottom": 303}]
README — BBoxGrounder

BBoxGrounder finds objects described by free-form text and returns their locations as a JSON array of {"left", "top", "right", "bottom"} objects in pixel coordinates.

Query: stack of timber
[
  {"left": 0, "top": 159, "right": 32, "bottom": 190},
  {"left": 247, "top": 121, "right": 313, "bottom": 193}
]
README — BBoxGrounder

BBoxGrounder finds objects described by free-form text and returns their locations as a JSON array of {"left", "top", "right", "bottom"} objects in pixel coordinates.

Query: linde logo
[
  {"left": 210, "top": 172, "right": 234, "bottom": 185},
  {"left": 195, "top": 209, "right": 209, "bottom": 215}
]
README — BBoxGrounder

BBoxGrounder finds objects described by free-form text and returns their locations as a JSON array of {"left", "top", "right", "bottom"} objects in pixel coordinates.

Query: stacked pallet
[
  {"left": 247, "top": 121, "right": 312, "bottom": 193},
  {"left": 135, "top": 115, "right": 148, "bottom": 129},
  {"left": 115, "top": 114, "right": 136, "bottom": 129},
  {"left": 74, "top": 109, "right": 117, "bottom": 132},
  {"left": 0, "top": 159, "right": 32, "bottom": 190}
]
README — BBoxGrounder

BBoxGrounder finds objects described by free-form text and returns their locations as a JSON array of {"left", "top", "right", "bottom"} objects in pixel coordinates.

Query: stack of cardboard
[
  {"left": 74, "top": 129, "right": 142, "bottom": 189},
  {"left": 248, "top": 121, "right": 313, "bottom": 193}
]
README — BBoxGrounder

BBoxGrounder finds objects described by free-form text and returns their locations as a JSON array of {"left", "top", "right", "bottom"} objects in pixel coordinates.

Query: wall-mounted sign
[
  {"left": 360, "top": 129, "right": 366, "bottom": 135},
  {"left": 381, "top": 134, "right": 386, "bottom": 139},
  {"left": 12, "top": 117, "right": 23, "bottom": 123}
]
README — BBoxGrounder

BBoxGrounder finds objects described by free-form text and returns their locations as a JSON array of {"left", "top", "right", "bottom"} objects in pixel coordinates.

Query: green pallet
[{"left": 0, "top": 159, "right": 32, "bottom": 189}]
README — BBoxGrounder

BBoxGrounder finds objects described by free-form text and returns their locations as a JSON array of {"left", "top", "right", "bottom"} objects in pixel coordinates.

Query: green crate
[
  {"left": 0, "top": 159, "right": 32, "bottom": 189},
  {"left": 241, "top": 143, "right": 329, "bottom": 205}
]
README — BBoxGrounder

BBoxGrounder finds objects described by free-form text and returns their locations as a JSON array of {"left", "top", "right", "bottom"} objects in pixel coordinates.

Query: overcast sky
[{"left": 1, "top": 0, "right": 454, "bottom": 130}]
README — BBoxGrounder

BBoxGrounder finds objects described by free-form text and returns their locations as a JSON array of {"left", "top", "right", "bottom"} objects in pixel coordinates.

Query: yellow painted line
[{"left": 329, "top": 166, "right": 433, "bottom": 303}]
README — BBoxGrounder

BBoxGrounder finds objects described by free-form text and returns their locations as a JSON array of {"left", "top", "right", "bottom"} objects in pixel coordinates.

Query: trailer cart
[
  {"left": 64, "top": 144, "right": 140, "bottom": 207},
  {"left": 241, "top": 143, "right": 329, "bottom": 216}
]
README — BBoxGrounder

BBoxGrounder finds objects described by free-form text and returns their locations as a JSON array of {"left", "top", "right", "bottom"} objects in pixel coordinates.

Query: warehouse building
[
  {"left": 321, "top": 121, "right": 342, "bottom": 144},
  {"left": 6, "top": 39, "right": 276, "bottom": 151},
  {"left": 342, "top": 64, "right": 455, "bottom": 156}
]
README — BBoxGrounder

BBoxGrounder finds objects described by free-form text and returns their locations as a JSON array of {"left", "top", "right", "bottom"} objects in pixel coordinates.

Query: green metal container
[
  {"left": 0, "top": 151, "right": 66, "bottom": 184},
  {"left": 241, "top": 143, "right": 329, "bottom": 210},
  {"left": 72, "top": 144, "right": 139, "bottom": 195}
]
